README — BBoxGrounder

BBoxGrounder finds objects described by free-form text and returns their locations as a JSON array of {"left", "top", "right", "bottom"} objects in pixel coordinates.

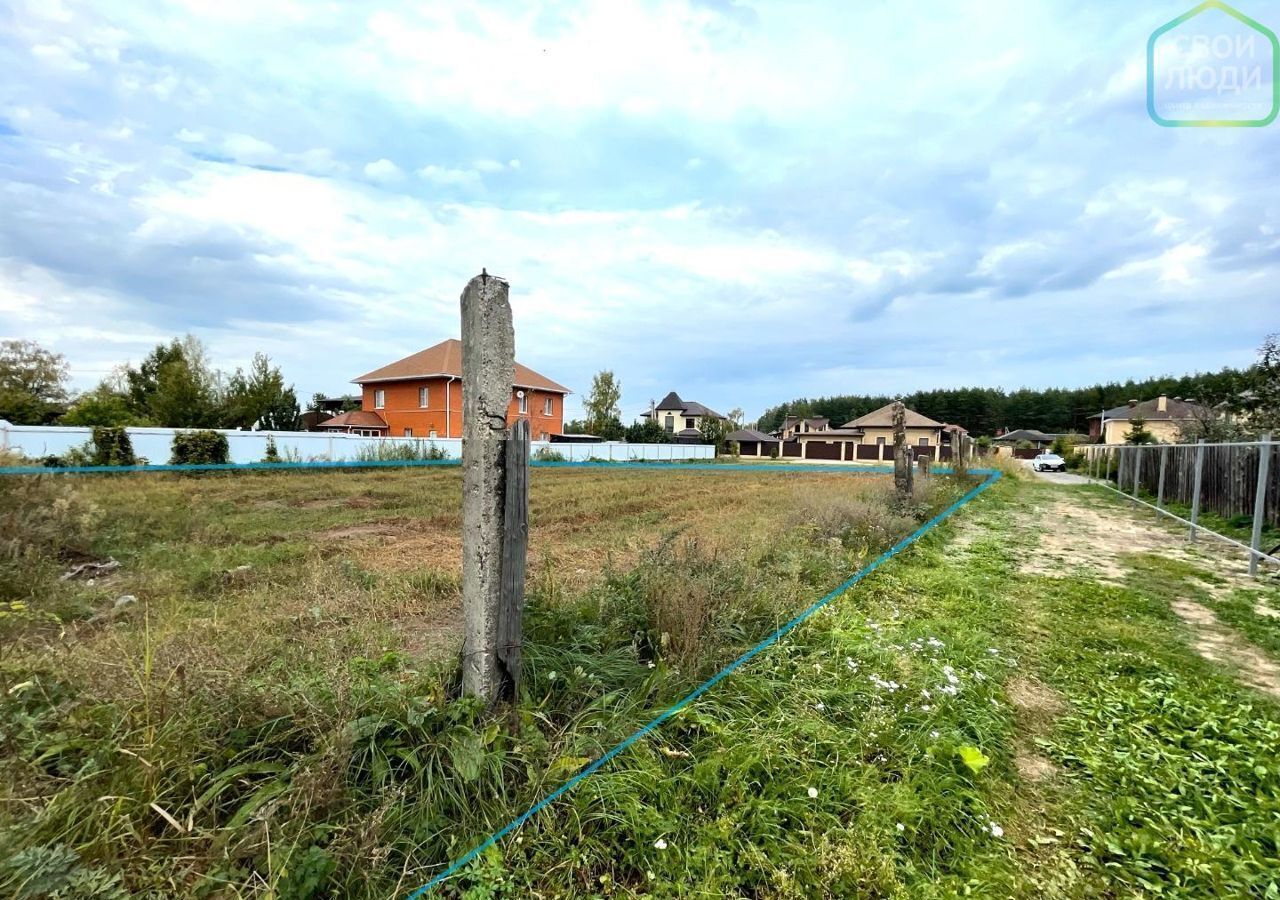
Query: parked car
[{"left": 1032, "top": 452, "right": 1066, "bottom": 473}]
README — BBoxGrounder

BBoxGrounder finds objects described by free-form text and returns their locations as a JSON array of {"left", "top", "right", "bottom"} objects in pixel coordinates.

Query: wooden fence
[{"left": 1087, "top": 441, "right": 1278, "bottom": 526}]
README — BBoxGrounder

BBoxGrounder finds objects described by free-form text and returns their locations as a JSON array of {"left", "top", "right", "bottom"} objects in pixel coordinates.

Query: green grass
[{"left": 1, "top": 470, "right": 1279, "bottom": 897}]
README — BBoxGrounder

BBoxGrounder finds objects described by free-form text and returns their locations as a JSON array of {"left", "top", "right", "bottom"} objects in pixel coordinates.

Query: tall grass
[{"left": 0, "top": 471, "right": 987, "bottom": 898}]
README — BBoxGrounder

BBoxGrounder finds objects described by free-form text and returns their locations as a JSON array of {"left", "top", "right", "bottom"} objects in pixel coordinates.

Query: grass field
[{"left": 2, "top": 466, "right": 1279, "bottom": 898}]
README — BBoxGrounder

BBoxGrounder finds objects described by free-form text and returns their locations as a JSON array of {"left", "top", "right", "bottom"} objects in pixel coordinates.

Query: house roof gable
[
  {"left": 842, "top": 403, "right": 943, "bottom": 429},
  {"left": 353, "top": 338, "right": 571, "bottom": 394}
]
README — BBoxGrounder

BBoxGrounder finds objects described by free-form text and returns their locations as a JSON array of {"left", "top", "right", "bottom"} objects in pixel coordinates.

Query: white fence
[{"left": 0, "top": 422, "right": 715, "bottom": 466}]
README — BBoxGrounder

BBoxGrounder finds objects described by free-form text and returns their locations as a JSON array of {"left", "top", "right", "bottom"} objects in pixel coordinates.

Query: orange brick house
[{"left": 318, "top": 339, "right": 571, "bottom": 440}]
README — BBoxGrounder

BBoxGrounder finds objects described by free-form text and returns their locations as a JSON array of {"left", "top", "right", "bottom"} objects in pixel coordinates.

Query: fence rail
[{"left": 1082, "top": 437, "right": 1278, "bottom": 575}]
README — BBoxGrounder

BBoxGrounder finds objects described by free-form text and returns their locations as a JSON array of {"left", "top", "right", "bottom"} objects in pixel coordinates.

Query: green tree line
[
  {"left": 759, "top": 364, "right": 1255, "bottom": 437},
  {"left": 0, "top": 336, "right": 301, "bottom": 430}
]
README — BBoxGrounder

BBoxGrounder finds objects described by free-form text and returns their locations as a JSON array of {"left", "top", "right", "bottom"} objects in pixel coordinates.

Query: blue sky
[{"left": 1, "top": 0, "right": 1277, "bottom": 423}]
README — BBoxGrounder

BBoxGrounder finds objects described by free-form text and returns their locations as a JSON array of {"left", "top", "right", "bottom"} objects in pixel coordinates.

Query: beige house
[
  {"left": 1088, "top": 396, "right": 1214, "bottom": 444},
  {"left": 766, "top": 403, "right": 959, "bottom": 462}
]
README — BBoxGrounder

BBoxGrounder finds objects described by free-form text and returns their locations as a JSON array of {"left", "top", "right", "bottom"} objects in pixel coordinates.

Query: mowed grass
[{"left": 3, "top": 468, "right": 1279, "bottom": 898}]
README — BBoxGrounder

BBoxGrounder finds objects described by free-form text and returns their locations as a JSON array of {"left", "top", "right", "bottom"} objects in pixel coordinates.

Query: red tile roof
[{"left": 353, "top": 338, "right": 570, "bottom": 394}]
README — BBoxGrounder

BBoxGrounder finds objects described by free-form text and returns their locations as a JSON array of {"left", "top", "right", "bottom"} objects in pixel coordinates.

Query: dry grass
[{"left": 4, "top": 466, "right": 893, "bottom": 703}]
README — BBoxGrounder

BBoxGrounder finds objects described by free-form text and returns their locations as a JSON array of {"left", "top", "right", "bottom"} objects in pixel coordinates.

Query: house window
[
  {"left": 518, "top": 392, "right": 528, "bottom": 414},
  {"left": 404, "top": 428, "right": 413, "bottom": 437},
  {"left": 664, "top": 414, "right": 675, "bottom": 432},
  {"left": 419, "top": 386, "right": 429, "bottom": 408},
  {"left": 540, "top": 431, "right": 549, "bottom": 441},
  {"left": 544, "top": 397, "right": 553, "bottom": 416},
  {"left": 429, "top": 430, "right": 438, "bottom": 438},
  {"left": 876, "top": 437, "right": 886, "bottom": 446},
  {"left": 685, "top": 417, "right": 695, "bottom": 429},
  {"left": 918, "top": 437, "right": 929, "bottom": 446},
  {"left": 374, "top": 389, "right": 385, "bottom": 409}
]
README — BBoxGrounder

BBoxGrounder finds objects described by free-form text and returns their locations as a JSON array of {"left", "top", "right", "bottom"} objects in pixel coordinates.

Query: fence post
[
  {"left": 1249, "top": 434, "right": 1272, "bottom": 577},
  {"left": 460, "top": 270, "right": 517, "bottom": 703},
  {"left": 498, "top": 418, "right": 529, "bottom": 698},
  {"left": 1156, "top": 446, "right": 1169, "bottom": 513},
  {"left": 1189, "top": 438, "right": 1206, "bottom": 542},
  {"left": 1131, "top": 446, "right": 1142, "bottom": 504},
  {"left": 1104, "top": 447, "right": 1112, "bottom": 485},
  {"left": 892, "top": 401, "right": 912, "bottom": 504}
]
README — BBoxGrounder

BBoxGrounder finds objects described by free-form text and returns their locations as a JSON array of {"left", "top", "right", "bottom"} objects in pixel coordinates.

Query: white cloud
[{"left": 363, "top": 158, "right": 404, "bottom": 182}]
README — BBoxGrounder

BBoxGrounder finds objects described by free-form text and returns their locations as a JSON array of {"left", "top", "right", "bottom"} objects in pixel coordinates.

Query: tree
[
  {"left": 1123, "top": 416, "right": 1157, "bottom": 445},
  {"left": 222, "top": 353, "right": 300, "bottom": 430},
  {"left": 582, "top": 370, "right": 622, "bottom": 436},
  {"left": 1242, "top": 332, "right": 1280, "bottom": 434},
  {"left": 625, "top": 419, "right": 672, "bottom": 444},
  {"left": 0, "top": 340, "right": 70, "bottom": 424},
  {"left": 725, "top": 407, "right": 745, "bottom": 429},
  {"left": 61, "top": 378, "right": 140, "bottom": 427},
  {"left": 124, "top": 336, "right": 221, "bottom": 427},
  {"left": 700, "top": 416, "right": 732, "bottom": 453}
]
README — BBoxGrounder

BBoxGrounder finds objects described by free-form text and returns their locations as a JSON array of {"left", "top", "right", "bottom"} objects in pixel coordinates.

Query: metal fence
[{"left": 1082, "top": 437, "right": 1278, "bottom": 576}]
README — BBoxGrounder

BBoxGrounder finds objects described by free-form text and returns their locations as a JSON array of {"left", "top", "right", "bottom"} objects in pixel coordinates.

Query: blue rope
[
  {"left": 0, "top": 458, "right": 967, "bottom": 477},
  {"left": 405, "top": 469, "right": 1002, "bottom": 898}
]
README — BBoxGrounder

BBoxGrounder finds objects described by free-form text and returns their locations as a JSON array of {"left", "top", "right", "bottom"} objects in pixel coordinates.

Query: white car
[{"left": 1032, "top": 452, "right": 1066, "bottom": 473}]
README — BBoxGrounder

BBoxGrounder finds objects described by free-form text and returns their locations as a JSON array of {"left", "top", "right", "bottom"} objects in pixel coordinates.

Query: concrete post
[
  {"left": 1249, "top": 434, "right": 1272, "bottom": 577},
  {"left": 1131, "top": 446, "right": 1142, "bottom": 504},
  {"left": 892, "top": 401, "right": 912, "bottom": 503},
  {"left": 461, "top": 270, "right": 515, "bottom": 702}
]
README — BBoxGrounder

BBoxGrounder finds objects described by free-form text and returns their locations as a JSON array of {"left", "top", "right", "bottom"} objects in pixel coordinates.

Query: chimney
[
  {"left": 1157, "top": 395, "right": 1168, "bottom": 413},
  {"left": 1127, "top": 399, "right": 1138, "bottom": 408}
]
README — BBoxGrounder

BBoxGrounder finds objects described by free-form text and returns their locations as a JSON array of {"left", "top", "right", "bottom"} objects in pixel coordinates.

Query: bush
[
  {"left": 171, "top": 430, "right": 230, "bottom": 465},
  {"left": 353, "top": 440, "right": 448, "bottom": 462},
  {"left": 532, "top": 447, "right": 566, "bottom": 462},
  {"left": 262, "top": 434, "right": 280, "bottom": 463},
  {"left": 89, "top": 426, "right": 135, "bottom": 466}
]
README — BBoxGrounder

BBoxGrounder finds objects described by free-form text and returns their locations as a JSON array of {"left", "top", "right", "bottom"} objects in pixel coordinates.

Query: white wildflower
[
  {"left": 814, "top": 701, "right": 825, "bottom": 711},
  {"left": 807, "top": 786, "right": 819, "bottom": 799},
  {"left": 988, "top": 822, "right": 1004, "bottom": 838},
  {"left": 654, "top": 838, "right": 668, "bottom": 850},
  {"left": 895, "top": 823, "right": 905, "bottom": 832}
]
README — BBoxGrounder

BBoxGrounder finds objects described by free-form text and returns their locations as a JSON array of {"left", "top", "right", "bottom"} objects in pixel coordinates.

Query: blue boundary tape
[
  {"left": 0, "top": 458, "right": 967, "bottom": 477},
  {"left": 405, "top": 467, "right": 1002, "bottom": 898}
]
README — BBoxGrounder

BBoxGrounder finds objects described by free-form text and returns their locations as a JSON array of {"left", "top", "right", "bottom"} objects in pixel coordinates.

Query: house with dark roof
[
  {"left": 317, "top": 338, "right": 571, "bottom": 441},
  {"left": 773, "top": 416, "right": 831, "bottom": 440},
  {"left": 641, "top": 391, "right": 726, "bottom": 440},
  {"left": 1088, "top": 396, "right": 1214, "bottom": 444},
  {"left": 992, "top": 428, "right": 1063, "bottom": 449}
]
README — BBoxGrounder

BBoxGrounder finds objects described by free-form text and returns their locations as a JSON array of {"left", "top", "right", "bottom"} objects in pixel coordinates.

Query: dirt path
[{"left": 1014, "top": 485, "right": 1280, "bottom": 699}]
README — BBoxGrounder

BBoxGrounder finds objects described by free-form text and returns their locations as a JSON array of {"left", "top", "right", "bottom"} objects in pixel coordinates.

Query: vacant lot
[{"left": 3, "top": 467, "right": 1279, "bottom": 899}]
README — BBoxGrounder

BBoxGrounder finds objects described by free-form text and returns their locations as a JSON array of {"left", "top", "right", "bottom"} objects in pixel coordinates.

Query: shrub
[
  {"left": 532, "top": 447, "right": 566, "bottom": 462},
  {"left": 170, "top": 430, "right": 230, "bottom": 465},
  {"left": 262, "top": 434, "right": 281, "bottom": 463},
  {"left": 89, "top": 426, "right": 135, "bottom": 466},
  {"left": 354, "top": 440, "right": 449, "bottom": 462}
]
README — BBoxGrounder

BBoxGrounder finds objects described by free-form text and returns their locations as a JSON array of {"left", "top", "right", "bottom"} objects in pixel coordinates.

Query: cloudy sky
[{"left": 1, "top": 0, "right": 1277, "bottom": 423}]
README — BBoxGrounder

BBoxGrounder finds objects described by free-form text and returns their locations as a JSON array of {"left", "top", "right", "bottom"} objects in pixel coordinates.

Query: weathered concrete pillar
[
  {"left": 918, "top": 454, "right": 931, "bottom": 478},
  {"left": 892, "top": 401, "right": 913, "bottom": 503},
  {"left": 461, "top": 271, "right": 514, "bottom": 701}
]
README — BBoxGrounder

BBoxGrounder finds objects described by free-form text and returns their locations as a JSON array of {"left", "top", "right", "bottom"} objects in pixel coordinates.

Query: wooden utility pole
[
  {"left": 892, "top": 401, "right": 913, "bottom": 503},
  {"left": 460, "top": 270, "right": 519, "bottom": 702}
]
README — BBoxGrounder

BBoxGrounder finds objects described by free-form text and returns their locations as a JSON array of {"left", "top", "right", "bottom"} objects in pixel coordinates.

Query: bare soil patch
[
  {"left": 1025, "top": 491, "right": 1280, "bottom": 698},
  {"left": 1006, "top": 675, "right": 1067, "bottom": 783}
]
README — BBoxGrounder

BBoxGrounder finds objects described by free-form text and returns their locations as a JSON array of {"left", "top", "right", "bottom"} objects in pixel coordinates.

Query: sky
[{"left": 1, "top": 0, "right": 1277, "bottom": 424}]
